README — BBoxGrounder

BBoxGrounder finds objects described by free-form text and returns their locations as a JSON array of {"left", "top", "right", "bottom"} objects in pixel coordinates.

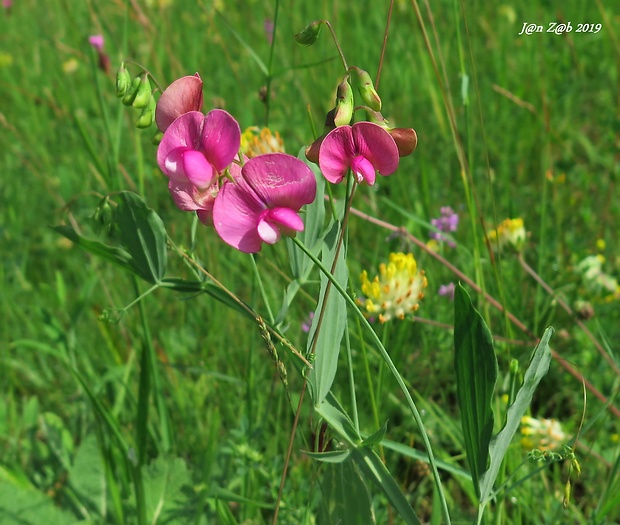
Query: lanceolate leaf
[
  {"left": 115, "top": 191, "right": 167, "bottom": 284},
  {"left": 453, "top": 283, "right": 498, "bottom": 498},
  {"left": 307, "top": 222, "right": 348, "bottom": 405},
  {"left": 479, "top": 327, "right": 554, "bottom": 507}
]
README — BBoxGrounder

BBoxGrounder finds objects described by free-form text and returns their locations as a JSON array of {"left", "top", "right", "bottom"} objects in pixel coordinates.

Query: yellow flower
[
  {"left": 520, "top": 416, "right": 566, "bottom": 451},
  {"left": 358, "top": 253, "right": 427, "bottom": 323},
  {"left": 488, "top": 218, "right": 526, "bottom": 252},
  {"left": 240, "top": 126, "right": 285, "bottom": 158}
]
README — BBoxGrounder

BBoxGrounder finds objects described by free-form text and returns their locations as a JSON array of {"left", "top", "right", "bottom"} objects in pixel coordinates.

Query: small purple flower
[
  {"left": 301, "top": 312, "right": 314, "bottom": 333},
  {"left": 264, "top": 19, "right": 275, "bottom": 44},
  {"left": 430, "top": 206, "right": 459, "bottom": 247},
  {"left": 88, "top": 35, "right": 105, "bottom": 52},
  {"left": 438, "top": 283, "right": 456, "bottom": 300}
]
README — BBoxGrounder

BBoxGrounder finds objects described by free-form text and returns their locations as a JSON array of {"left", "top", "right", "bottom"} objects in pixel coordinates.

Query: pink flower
[
  {"left": 155, "top": 74, "right": 204, "bottom": 133},
  {"left": 318, "top": 122, "right": 399, "bottom": 185},
  {"left": 88, "top": 35, "right": 105, "bottom": 52},
  {"left": 157, "top": 109, "right": 241, "bottom": 193},
  {"left": 213, "top": 153, "right": 316, "bottom": 253}
]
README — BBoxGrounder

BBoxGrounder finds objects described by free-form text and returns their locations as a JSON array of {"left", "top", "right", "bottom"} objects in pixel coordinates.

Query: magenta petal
[
  {"left": 351, "top": 155, "right": 376, "bottom": 185},
  {"left": 201, "top": 110, "right": 241, "bottom": 173},
  {"left": 182, "top": 150, "right": 215, "bottom": 189},
  {"left": 318, "top": 126, "right": 356, "bottom": 184},
  {"left": 352, "top": 122, "right": 399, "bottom": 176},
  {"left": 157, "top": 111, "right": 206, "bottom": 177},
  {"left": 242, "top": 153, "right": 316, "bottom": 209},
  {"left": 266, "top": 207, "right": 304, "bottom": 232},
  {"left": 213, "top": 179, "right": 265, "bottom": 253},
  {"left": 168, "top": 180, "right": 200, "bottom": 211},
  {"left": 155, "top": 74, "right": 204, "bottom": 132}
]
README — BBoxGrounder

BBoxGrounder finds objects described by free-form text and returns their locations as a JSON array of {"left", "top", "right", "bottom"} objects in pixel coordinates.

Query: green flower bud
[
  {"left": 294, "top": 20, "right": 322, "bottom": 46},
  {"left": 151, "top": 130, "right": 164, "bottom": 146},
  {"left": 115, "top": 63, "right": 131, "bottom": 98},
  {"left": 122, "top": 76, "right": 141, "bottom": 106},
  {"left": 132, "top": 75, "right": 152, "bottom": 109},
  {"left": 333, "top": 77, "right": 354, "bottom": 127},
  {"left": 135, "top": 95, "right": 156, "bottom": 128},
  {"left": 350, "top": 67, "right": 381, "bottom": 111}
]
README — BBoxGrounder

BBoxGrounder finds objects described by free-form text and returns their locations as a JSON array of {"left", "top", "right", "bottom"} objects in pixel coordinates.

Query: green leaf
[
  {"left": 478, "top": 327, "right": 553, "bottom": 507},
  {"left": 142, "top": 457, "right": 192, "bottom": 524},
  {"left": 304, "top": 450, "right": 351, "bottom": 463},
  {"left": 351, "top": 447, "right": 421, "bottom": 525},
  {"left": 361, "top": 420, "right": 388, "bottom": 448},
  {"left": 318, "top": 459, "right": 375, "bottom": 525},
  {"left": 68, "top": 433, "right": 106, "bottom": 517},
  {"left": 52, "top": 224, "right": 143, "bottom": 278},
  {"left": 454, "top": 283, "right": 498, "bottom": 498},
  {"left": 315, "top": 396, "right": 360, "bottom": 446},
  {"left": 307, "top": 222, "right": 348, "bottom": 404},
  {"left": 115, "top": 191, "right": 167, "bottom": 283}
]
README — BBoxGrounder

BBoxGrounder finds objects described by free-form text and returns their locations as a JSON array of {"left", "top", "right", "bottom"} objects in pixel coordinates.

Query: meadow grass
[{"left": 1, "top": 0, "right": 619, "bottom": 523}]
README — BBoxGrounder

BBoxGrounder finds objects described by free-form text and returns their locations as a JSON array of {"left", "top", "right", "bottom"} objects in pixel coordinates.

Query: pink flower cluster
[{"left": 156, "top": 75, "right": 316, "bottom": 253}]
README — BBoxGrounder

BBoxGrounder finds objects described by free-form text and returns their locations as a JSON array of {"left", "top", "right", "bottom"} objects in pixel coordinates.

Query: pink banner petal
[
  {"left": 318, "top": 126, "right": 356, "bottom": 184},
  {"left": 352, "top": 122, "right": 399, "bottom": 176},
  {"left": 201, "top": 110, "right": 241, "bottom": 173}
]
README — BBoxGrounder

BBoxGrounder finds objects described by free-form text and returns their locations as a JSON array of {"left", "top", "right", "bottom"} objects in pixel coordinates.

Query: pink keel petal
[
  {"left": 155, "top": 74, "right": 204, "bottom": 132},
  {"left": 352, "top": 122, "right": 399, "bottom": 176},
  {"left": 350, "top": 155, "right": 376, "bottom": 186},
  {"left": 201, "top": 110, "right": 241, "bottom": 173},
  {"left": 157, "top": 111, "right": 207, "bottom": 177},
  {"left": 267, "top": 207, "right": 305, "bottom": 232},
  {"left": 257, "top": 207, "right": 304, "bottom": 244},
  {"left": 257, "top": 218, "right": 280, "bottom": 245},
  {"left": 164, "top": 147, "right": 190, "bottom": 183},
  {"left": 182, "top": 150, "right": 215, "bottom": 189}
]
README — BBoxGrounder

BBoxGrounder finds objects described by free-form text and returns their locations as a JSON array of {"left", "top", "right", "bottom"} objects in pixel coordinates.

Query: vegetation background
[{"left": 1, "top": 0, "right": 618, "bottom": 523}]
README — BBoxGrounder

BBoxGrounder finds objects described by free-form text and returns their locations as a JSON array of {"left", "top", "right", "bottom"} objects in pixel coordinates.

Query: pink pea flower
[
  {"left": 213, "top": 153, "right": 316, "bottom": 253},
  {"left": 155, "top": 74, "right": 204, "bottom": 133},
  {"left": 438, "top": 282, "right": 456, "bottom": 300},
  {"left": 157, "top": 109, "right": 240, "bottom": 192},
  {"left": 318, "top": 121, "right": 399, "bottom": 185}
]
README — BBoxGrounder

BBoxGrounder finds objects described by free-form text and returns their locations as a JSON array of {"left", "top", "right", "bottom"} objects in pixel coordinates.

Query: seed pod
[
  {"left": 294, "top": 20, "right": 322, "bottom": 46},
  {"left": 116, "top": 63, "right": 132, "bottom": 98}
]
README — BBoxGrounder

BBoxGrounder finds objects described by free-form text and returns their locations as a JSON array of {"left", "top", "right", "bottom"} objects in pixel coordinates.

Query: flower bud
[
  {"left": 294, "top": 21, "right": 322, "bottom": 46},
  {"left": 333, "top": 77, "right": 354, "bottom": 127},
  {"left": 122, "top": 76, "right": 141, "bottom": 106},
  {"left": 366, "top": 109, "right": 417, "bottom": 157},
  {"left": 131, "top": 75, "right": 152, "bottom": 109},
  {"left": 116, "top": 63, "right": 131, "bottom": 98},
  {"left": 151, "top": 130, "right": 164, "bottom": 146},
  {"left": 135, "top": 95, "right": 156, "bottom": 128},
  {"left": 350, "top": 67, "right": 381, "bottom": 111}
]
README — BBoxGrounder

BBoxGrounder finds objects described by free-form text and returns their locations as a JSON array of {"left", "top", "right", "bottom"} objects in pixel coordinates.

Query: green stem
[{"left": 292, "top": 237, "right": 451, "bottom": 524}]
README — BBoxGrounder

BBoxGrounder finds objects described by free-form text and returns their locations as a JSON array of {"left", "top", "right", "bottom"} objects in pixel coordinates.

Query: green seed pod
[
  {"left": 294, "top": 20, "right": 322, "bottom": 46},
  {"left": 115, "top": 63, "right": 131, "bottom": 98},
  {"left": 132, "top": 75, "right": 152, "bottom": 109},
  {"left": 151, "top": 130, "right": 164, "bottom": 145},
  {"left": 351, "top": 67, "right": 382, "bottom": 111},
  {"left": 135, "top": 95, "right": 156, "bottom": 129},
  {"left": 333, "top": 77, "right": 354, "bottom": 127},
  {"left": 122, "top": 76, "right": 141, "bottom": 106}
]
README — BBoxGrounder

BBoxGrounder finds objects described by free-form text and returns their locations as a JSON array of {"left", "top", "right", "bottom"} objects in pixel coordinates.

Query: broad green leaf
[
  {"left": 52, "top": 224, "right": 142, "bottom": 278},
  {"left": 0, "top": 478, "right": 81, "bottom": 525},
  {"left": 68, "top": 433, "right": 106, "bottom": 517},
  {"left": 307, "top": 222, "right": 348, "bottom": 404},
  {"left": 142, "top": 457, "right": 192, "bottom": 524},
  {"left": 318, "top": 459, "right": 375, "bottom": 525},
  {"left": 115, "top": 191, "right": 167, "bottom": 283},
  {"left": 361, "top": 420, "right": 388, "bottom": 448},
  {"left": 454, "top": 283, "right": 498, "bottom": 498},
  {"left": 351, "top": 447, "right": 422, "bottom": 525},
  {"left": 479, "top": 327, "right": 553, "bottom": 507}
]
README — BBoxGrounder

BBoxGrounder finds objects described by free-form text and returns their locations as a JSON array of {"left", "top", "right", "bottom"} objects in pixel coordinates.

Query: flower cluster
[
  {"left": 429, "top": 206, "right": 459, "bottom": 247},
  {"left": 358, "top": 252, "right": 427, "bottom": 323},
  {"left": 487, "top": 218, "right": 526, "bottom": 252},
  {"left": 155, "top": 75, "right": 316, "bottom": 253},
  {"left": 520, "top": 416, "right": 566, "bottom": 452},
  {"left": 574, "top": 254, "right": 620, "bottom": 303}
]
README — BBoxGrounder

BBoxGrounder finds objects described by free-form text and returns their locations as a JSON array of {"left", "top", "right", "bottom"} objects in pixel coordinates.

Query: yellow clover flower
[
  {"left": 520, "top": 416, "right": 566, "bottom": 451},
  {"left": 240, "top": 126, "right": 285, "bottom": 158},
  {"left": 358, "top": 252, "right": 427, "bottom": 323},
  {"left": 488, "top": 218, "right": 526, "bottom": 252}
]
